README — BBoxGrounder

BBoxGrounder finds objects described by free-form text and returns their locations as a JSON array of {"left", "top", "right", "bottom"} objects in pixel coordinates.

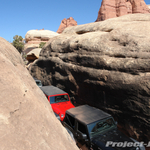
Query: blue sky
[{"left": 0, "top": 0, "right": 149, "bottom": 42}]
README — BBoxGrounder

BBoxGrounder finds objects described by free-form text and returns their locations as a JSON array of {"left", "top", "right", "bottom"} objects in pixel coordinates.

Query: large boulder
[
  {"left": 96, "top": 0, "right": 150, "bottom": 21},
  {"left": 57, "top": 17, "right": 77, "bottom": 34},
  {"left": 30, "top": 14, "right": 150, "bottom": 142},
  {"left": 0, "top": 37, "right": 78, "bottom": 150}
]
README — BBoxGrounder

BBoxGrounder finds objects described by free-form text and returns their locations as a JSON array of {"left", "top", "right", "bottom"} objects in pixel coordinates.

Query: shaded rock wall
[
  {"left": 96, "top": 0, "right": 150, "bottom": 21},
  {"left": 57, "top": 17, "right": 77, "bottom": 34},
  {"left": 0, "top": 37, "right": 78, "bottom": 150},
  {"left": 30, "top": 14, "right": 150, "bottom": 142}
]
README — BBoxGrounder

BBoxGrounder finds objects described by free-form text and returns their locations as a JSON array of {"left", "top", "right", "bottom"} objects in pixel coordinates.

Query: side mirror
[{"left": 81, "top": 133, "right": 87, "bottom": 140}]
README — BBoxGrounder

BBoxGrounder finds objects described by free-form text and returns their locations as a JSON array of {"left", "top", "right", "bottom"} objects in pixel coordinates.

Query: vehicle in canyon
[
  {"left": 33, "top": 78, "right": 42, "bottom": 87},
  {"left": 40, "top": 85, "right": 75, "bottom": 121},
  {"left": 62, "top": 105, "right": 145, "bottom": 150}
]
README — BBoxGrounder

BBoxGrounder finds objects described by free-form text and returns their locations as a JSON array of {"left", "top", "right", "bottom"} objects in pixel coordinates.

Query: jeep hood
[
  {"left": 51, "top": 101, "right": 74, "bottom": 115},
  {"left": 91, "top": 128, "right": 136, "bottom": 150}
]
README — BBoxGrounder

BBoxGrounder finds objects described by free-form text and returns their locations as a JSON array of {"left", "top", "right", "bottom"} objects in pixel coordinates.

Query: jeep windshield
[
  {"left": 50, "top": 94, "right": 69, "bottom": 104},
  {"left": 88, "top": 117, "right": 116, "bottom": 138},
  {"left": 36, "top": 81, "right": 42, "bottom": 87}
]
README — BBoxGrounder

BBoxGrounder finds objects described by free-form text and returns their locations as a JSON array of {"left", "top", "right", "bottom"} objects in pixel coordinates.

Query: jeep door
[
  {"left": 63, "top": 114, "right": 76, "bottom": 135},
  {"left": 76, "top": 121, "right": 89, "bottom": 144}
]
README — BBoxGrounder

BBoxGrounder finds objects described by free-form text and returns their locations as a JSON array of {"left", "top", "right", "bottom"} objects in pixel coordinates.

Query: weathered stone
[
  {"left": 26, "top": 48, "right": 42, "bottom": 62},
  {"left": 25, "top": 29, "right": 59, "bottom": 43},
  {"left": 96, "top": 0, "right": 150, "bottom": 21},
  {"left": 24, "top": 29, "right": 59, "bottom": 54},
  {"left": 57, "top": 17, "right": 77, "bottom": 34},
  {"left": 30, "top": 14, "right": 150, "bottom": 142},
  {"left": 0, "top": 37, "right": 78, "bottom": 150}
]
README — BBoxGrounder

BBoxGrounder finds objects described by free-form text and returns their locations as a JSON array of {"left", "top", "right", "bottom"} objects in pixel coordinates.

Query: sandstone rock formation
[
  {"left": 24, "top": 29, "right": 59, "bottom": 54},
  {"left": 30, "top": 14, "right": 150, "bottom": 142},
  {"left": 57, "top": 17, "right": 77, "bottom": 34},
  {"left": 25, "top": 29, "right": 59, "bottom": 43},
  {"left": 26, "top": 48, "right": 42, "bottom": 62},
  {"left": 96, "top": 0, "right": 150, "bottom": 21},
  {"left": 148, "top": 5, "right": 150, "bottom": 9},
  {"left": 0, "top": 37, "right": 78, "bottom": 150}
]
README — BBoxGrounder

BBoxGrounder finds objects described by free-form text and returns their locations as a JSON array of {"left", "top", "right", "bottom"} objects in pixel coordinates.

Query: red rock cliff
[
  {"left": 57, "top": 17, "right": 77, "bottom": 34},
  {"left": 96, "top": 0, "right": 150, "bottom": 21}
]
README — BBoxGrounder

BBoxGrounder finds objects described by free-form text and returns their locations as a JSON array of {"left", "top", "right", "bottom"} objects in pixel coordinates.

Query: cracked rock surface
[{"left": 30, "top": 14, "right": 150, "bottom": 142}]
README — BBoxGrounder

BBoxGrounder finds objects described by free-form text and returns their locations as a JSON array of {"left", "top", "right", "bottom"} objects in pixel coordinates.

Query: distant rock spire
[
  {"left": 96, "top": 0, "right": 150, "bottom": 21},
  {"left": 57, "top": 17, "right": 77, "bottom": 34}
]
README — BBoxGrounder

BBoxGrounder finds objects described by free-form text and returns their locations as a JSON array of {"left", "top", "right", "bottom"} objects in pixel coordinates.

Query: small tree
[
  {"left": 39, "top": 42, "right": 46, "bottom": 48},
  {"left": 12, "top": 35, "right": 24, "bottom": 53}
]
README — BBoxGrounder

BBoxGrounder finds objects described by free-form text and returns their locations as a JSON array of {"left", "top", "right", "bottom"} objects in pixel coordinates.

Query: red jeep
[{"left": 40, "top": 86, "right": 75, "bottom": 121}]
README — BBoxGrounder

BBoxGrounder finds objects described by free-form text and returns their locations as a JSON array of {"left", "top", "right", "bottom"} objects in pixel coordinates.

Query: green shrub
[
  {"left": 12, "top": 35, "right": 24, "bottom": 53},
  {"left": 39, "top": 42, "right": 46, "bottom": 48}
]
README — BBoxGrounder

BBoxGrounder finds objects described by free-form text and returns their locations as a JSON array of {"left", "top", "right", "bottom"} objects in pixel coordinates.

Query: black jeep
[{"left": 62, "top": 105, "right": 145, "bottom": 150}]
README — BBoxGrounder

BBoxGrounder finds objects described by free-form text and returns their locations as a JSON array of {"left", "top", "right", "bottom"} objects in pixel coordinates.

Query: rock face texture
[
  {"left": 0, "top": 37, "right": 78, "bottom": 150},
  {"left": 96, "top": 0, "right": 150, "bottom": 21},
  {"left": 57, "top": 17, "right": 77, "bottom": 34},
  {"left": 30, "top": 14, "right": 150, "bottom": 142},
  {"left": 24, "top": 29, "right": 59, "bottom": 54}
]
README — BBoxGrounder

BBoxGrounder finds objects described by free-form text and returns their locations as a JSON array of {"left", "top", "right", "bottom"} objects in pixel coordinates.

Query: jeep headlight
[{"left": 61, "top": 114, "right": 64, "bottom": 118}]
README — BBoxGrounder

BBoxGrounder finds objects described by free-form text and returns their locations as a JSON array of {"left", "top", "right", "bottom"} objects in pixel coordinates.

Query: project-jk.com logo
[{"left": 106, "top": 141, "right": 150, "bottom": 148}]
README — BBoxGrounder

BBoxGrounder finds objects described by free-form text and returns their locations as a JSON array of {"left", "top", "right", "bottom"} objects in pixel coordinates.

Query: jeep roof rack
[
  {"left": 40, "top": 85, "right": 67, "bottom": 96},
  {"left": 66, "top": 105, "right": 111, "bottom": 125}
]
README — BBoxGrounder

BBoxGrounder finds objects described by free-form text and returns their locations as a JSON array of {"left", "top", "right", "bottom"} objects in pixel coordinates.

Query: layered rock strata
[
  {"left": 96, "top": 0, "right": 150, "bottom": 21},
  {"left": 24, "top": 29, "right": 59, "bottom": 54}
]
